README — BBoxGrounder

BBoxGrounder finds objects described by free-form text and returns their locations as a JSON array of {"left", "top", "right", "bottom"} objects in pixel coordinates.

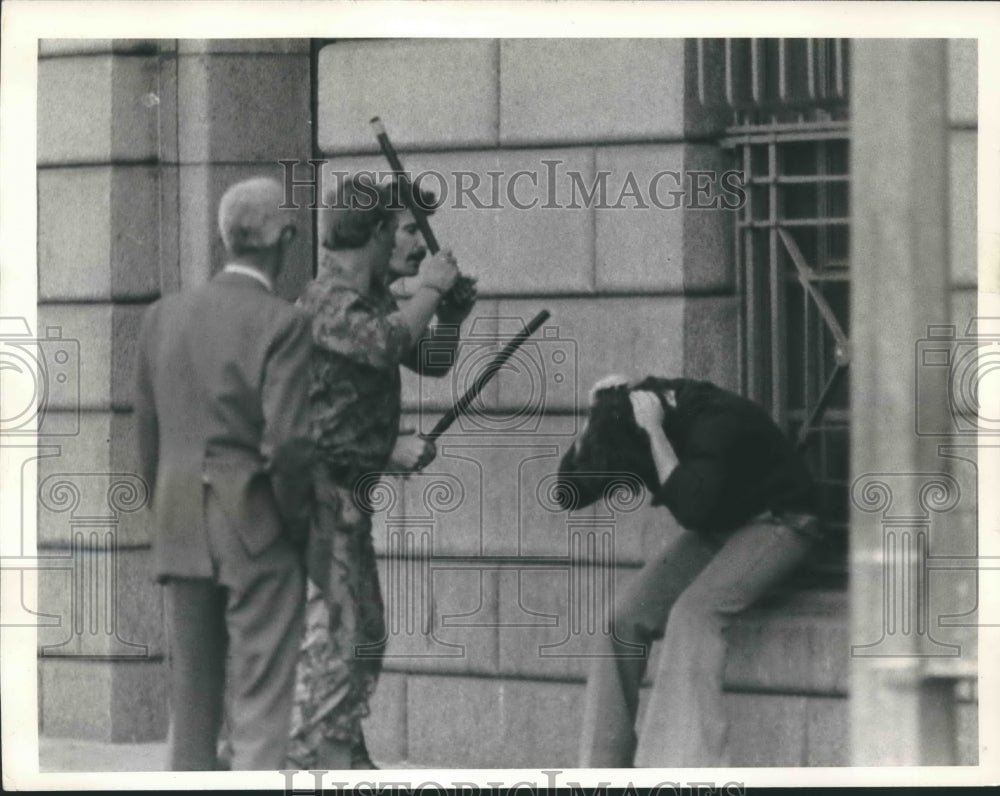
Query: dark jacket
[{"left": 557, "top": 377, "right": 814, "bottom": 537}]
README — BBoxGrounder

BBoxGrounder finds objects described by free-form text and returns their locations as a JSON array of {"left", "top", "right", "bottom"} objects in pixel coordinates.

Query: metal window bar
[
  {"left": 768, "top": 142, "right": 785, "bottom": 426},
  {"left": 736, "top": 143, "right": 750, "bottom": 405},
  {"left": 740, "top": 217, "right": 850, "bottom": 228},
  {"left": 749, "top": 174, "right": 849, "bottom": 185},
  {"left": 751, "top": 39, "right": 763, "bottom": 104},
  {"left": 712, "top": 38, "right": 850, "bottom": 117},
  {"left": 834, "top": 39, "right": 845, "bottom": 97},
  {"left": 814, "top": 139, "right": 830, "bottom": 423},
  {"left": 733, "top": 135, "right": 852, "bottom": 557},
  {"left": 778, "top": 39, "right": 787, "bottom": 102},
  {"left": 817, "top": 38, "right": 829, "bottom": 100},
  {"left": 697, "top": 38, "right": 707, "bottom": 105},
  {"left": 724, "top": 39, "right": 733, "bottom": 105},
  {"left": 714, "top": 39, "right": 851, "bottom": 573},
  {"left": 806, "top": 39, "right": 817, "bottom": 100},
  {"left": 723, "top": 123, "right": 850, "bottom": 145}
]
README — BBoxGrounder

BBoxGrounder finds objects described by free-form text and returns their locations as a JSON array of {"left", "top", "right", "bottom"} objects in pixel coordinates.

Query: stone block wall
[
  {"left": 849, "top": 38, "right": 979, "bottom": 766},
  {"left": 36, "top": 39, "right": 166, "bottom": 742},
  {"left": 315, "top": 38, "right": 844, "bottom": 768},
  {"left": 35, "top": 36, "right": 977, "bottom": 768},
  {"left": 36, "top": 38, "right": 314, "bottom": 743}
]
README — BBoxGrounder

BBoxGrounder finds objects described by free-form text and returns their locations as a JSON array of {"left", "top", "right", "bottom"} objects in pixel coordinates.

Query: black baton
[
  {"left": 423, "top": 310, "right": 551, "bottom": 443},
  {"left": 371, "top": 116, "right": 441, "bottom": 254}
]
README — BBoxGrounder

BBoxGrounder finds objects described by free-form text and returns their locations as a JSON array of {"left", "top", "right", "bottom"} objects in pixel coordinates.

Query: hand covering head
[{"left": 554, "top": 381, "right": 660, "bottom": 510}]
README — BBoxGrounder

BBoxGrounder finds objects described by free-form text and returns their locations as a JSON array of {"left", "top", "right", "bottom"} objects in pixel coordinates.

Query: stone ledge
[
  {"left": 366, "top": 558, "right": 848, "bottom": 701},
  {"left": 723, "top": 589, "right": 848, "bottom": 697}
]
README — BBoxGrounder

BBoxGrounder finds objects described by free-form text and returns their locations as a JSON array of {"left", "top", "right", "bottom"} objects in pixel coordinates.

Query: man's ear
[{"left": 664, "top": 389, "right": 677, "bottom": 408}]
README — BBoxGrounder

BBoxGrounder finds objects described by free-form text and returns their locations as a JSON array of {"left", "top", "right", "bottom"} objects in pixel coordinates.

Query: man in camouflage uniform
[{"left": 288, "top": 174, "right": 472, "bottom": 769}]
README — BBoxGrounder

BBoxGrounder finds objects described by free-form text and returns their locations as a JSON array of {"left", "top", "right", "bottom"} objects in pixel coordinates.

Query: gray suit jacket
[{"left": 134, "top": 271, "right": 315, "bottom": 581}]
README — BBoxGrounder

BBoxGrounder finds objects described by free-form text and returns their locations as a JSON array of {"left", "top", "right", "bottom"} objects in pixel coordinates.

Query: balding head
[{"left": 218, "top": 177, "right": 293, "bottom": 256}]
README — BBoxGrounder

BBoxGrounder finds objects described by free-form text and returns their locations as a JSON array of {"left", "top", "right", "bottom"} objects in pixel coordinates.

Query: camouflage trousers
[{"left": 286, "top": 474, "right": 386, "bottom": 769}]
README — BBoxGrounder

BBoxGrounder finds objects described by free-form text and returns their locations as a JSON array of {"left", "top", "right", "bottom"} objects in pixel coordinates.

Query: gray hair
[{"left": 217, "top": 177, "right": 291, "bottom": 255}]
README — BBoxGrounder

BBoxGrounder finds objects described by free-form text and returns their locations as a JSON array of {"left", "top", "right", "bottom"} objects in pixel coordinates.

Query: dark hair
[
  {"left": 321, "top": 174, "right": 439, "bottom": 250},
  {"left": 585, "top": 385, "right": 660, "bottom": 477},
  {"left": 401, "top": 179, "right": 440, "bottom": 216},
  {"left": 554, "top": 385, "right": 660, "bottom": 510}
]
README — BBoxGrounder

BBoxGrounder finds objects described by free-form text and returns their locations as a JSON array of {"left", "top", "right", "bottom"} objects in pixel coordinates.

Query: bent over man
[
  {"left": 557, "top": 375, "right": 819, "bottom": 767},
  {"left": 134, "top": 177, "right": 314, "bottom": 770}
]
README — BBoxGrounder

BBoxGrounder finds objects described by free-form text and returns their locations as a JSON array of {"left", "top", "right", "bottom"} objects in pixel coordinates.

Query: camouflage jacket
[
  {"left": 297, "top": 254, "right": 461, "bottom": 485},
  {"left": 298, "top": 259, "right": 412, "bottom": 485}
]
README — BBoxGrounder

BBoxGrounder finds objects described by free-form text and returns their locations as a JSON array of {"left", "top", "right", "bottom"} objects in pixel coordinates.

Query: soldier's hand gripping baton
[{"left": 422, "top": 310, "right": 551, "bottom": 443}]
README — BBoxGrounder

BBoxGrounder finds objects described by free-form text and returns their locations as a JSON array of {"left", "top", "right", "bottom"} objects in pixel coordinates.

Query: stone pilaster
[
  {"left": 36, "top": 37, "right": 316, "bottom": 743},
  {"left": 37, "top": 38, "right": 167, "bottom": 741}
]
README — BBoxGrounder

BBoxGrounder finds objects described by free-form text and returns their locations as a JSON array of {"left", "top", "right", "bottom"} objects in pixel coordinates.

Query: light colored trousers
[{"left": 579, "top": 513, "right": 815, "bottom": 768}]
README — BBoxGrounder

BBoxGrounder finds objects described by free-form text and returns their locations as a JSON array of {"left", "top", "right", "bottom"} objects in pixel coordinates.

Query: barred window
[{"left": 700, "top": 39, "right": 852, "bottom": 580}]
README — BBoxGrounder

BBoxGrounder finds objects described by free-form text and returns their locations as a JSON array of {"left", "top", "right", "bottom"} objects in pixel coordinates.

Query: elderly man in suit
[{"left": 134, "top": 177, "right": 315, "bottom": 770}]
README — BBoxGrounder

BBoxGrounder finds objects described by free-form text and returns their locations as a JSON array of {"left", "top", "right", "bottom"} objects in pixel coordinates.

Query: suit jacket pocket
[{"left": 203, "top": 461, "right": 284, "bottom": 556}]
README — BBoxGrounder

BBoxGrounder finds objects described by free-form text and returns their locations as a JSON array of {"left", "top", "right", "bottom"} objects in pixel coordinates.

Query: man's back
[
  {"left": 135, "top": 271, "right": 314, "bottom": 580},
  {"left": 556, "top": 376, "right": 814, "bottom": 535},
  {"left": 642, "top": 377, "right": 814, "bottom": 532}
]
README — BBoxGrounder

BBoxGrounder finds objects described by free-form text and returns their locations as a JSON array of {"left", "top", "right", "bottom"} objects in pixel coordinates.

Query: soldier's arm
[
  {"left": 400, "top": 322, "right": 460, "bottom": 377},
  {"left": 314, "top": 291, "right": 414, "bottom": 370},
  {"left": 401, "top": 272, "right": 478, "bottom": 375},
  {"left": 394, "top": 249, "right": 459, "bottom": 344}
]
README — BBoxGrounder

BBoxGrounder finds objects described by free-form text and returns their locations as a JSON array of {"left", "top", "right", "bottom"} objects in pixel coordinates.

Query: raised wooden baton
[{"left": 371, "top": 116, "right": 441, "bottom": 254}]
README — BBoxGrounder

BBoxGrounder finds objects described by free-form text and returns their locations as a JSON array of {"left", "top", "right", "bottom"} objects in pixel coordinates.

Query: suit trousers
[
  {"left": 164, "top": 486, "right": 305, "bottom": 770},
  {"left": 578, "top": 513, "right": 815, "bottom": 768}
]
